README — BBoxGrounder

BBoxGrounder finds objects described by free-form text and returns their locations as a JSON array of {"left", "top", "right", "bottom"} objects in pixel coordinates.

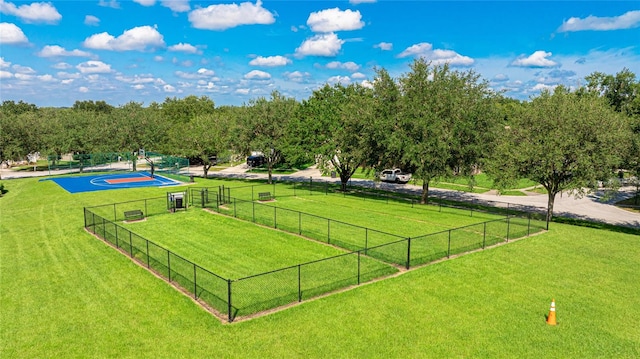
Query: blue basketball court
[{"left": 41, "top": 171, "right": 182, "bottom": 193}]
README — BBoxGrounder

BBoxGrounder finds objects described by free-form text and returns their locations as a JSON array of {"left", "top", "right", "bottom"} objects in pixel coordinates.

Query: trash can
[
  {"left": 190, "top": 174, "right": 194, "bottom": 182},
  {"left": 331, "top": 171, "right": 336, "bottom": 178}
]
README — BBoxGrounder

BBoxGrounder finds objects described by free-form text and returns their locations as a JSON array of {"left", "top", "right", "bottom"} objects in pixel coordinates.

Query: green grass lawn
[
  {"left": 1, "top": 175, "right": 639, "bottom": 358},
  {"left": 121, "top": 209, "right": 390, "bottom": 279}
]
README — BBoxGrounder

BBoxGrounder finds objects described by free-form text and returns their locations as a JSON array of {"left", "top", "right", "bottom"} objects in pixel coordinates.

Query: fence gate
[{"left": 218, "top": 186, "right": 230, "bottom": 205}]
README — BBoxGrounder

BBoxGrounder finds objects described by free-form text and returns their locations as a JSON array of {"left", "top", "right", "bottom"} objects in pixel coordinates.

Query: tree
[
  {"left": 585, "top": 68, "right": 639, "bottom": 115},
  {"left": 161, "top": 95, "right": 215, "bottom": 123},
  {"left": 301, "top": 83, "right": 373, "bottom": 191},
  {"left": 396, "top": 59, "right": 496, "bottom": 203},
  {"left": 486, "top": 86, "right": 630, "bottom": 225},
  {"left": 239, "top": 91, "right": 299, "bottom": 184},
  {"left": 169, "top": 110, "right": 230, "bottom": 178}
]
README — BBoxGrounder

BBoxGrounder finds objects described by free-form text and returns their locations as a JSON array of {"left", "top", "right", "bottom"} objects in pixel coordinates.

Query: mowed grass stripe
[
  {"left": 121, "top": 209, "right": 386, "bottom": 279},
  {"left": 265, "top": 192, "right": 504, "bottom": 237}
]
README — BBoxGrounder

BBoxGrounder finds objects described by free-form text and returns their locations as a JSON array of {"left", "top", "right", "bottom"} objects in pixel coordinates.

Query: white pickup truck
[{"left": 379, "top": 168, "right": 412, "bottom": 184}]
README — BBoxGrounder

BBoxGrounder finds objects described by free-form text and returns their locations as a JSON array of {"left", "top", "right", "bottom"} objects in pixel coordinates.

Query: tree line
[{"left": 1, "top": 59, "right": 639, "bottom": 222}]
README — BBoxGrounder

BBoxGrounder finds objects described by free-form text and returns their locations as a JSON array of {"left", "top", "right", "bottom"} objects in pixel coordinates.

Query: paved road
[{"left": 3, "top": 163, "right": 639, "bottom": 228}]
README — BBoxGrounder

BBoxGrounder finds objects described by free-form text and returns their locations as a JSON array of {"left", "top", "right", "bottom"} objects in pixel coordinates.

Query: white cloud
[
  {"left": 175, "top": 68, "right": 215, "bottom": 79},
  {"left": 61, "top": 79, "right": 74, "bottom": 84},
  {"left": 244, "top": 70, "right": 271, "bottom": 80},
  {"left": 559, "top": 10, "right": 640, "bottom": 32},
  {"left": 38, "top": 74, "right": 55, "bottom": 82},
  {"left": 284, "top": 71, "right": 311, "bottom": 83},
  {"left": 374, "top": 42, "right": 392, "bottom": 51},
  {"left": 327, "top": 75, "right": 351, "bottom": 85},
  {"left": 98, "top": 0, "right": 119, "bottom": 9},
  {"left": 79, "top": 86, "right": 89, "bottom": 93},
  {"left": 14, "top": 72, "right": 34, "bottom": 80},
  {"left": 350, "top": 0, "right": 376, "bottom": 4},
  {"left": 163, "top": 84, "right": 177, "bottom": 92},
  {"left": 76, "top": 60, "right": 112, "bottom": 74},
  {"left": 188, "top": 0, "right": 275, "bottom": 30},
  {"left": 531, "top": 83, "right": 557, "bottom": 92},
  {"left": 397, "top": 42, "right": 474, "bottom": 66},
  {"left": 307, "top": 8, "right": 364, "bottom": 32},
  {"left": 115, "top": 74, "right": 156, "bottom": 84},
  {"left": 0, "top": 0, "right": 61, "bottom": 23},
  {"left": 236, "top": 88, "right": 250, "bottom": 95},
  {"left": 57, "top": 71, "right": 80, "bottom": 79},
  {"left": 38, "top": 45, "right": 93, "bottom": 58},
  {"left": 493, "top": 73, "right": 509, "bottom": 82},
  {"left": 511, "top": 51, "right": 558, "bottom": 68},
  {"left": 326, "top": 61, "right": 360, "bottom": 71},
  {"left": 83, "top": 25, "right": 165, "bottom": 51},
  {"left": 134, "top": 0, "right": 155, "bottom": 6},
  {"left": 0, "top": 70, "right": 12, "bottom": 79},
  {"left": 351, "top": 72, "right": 366, "bottom": 79},
  {"left": 249, "top": 55, "right": 291, "bottom": 67},
  {"left": 161, "top": 0, "right": 189, "bottom": 12},
  {"left": 84, "top": 15, "right": 100, "bottom": 26},
  {"left": 168, "top": 42, "right": 200, "bottom": 54},
  {"left": 398, "top": 42, "right": 433, "bottom": 58},
  {"left": 0, "top": 22, "right": 28, "bottom": 44},
  {"left": 0, "top": 57, "right": 10, "bottom": 68},
  {"left": 295, "top": 33, "right": 344, "bottom": 57},
  {"left": 12, "top": 64, "right": 35, "bottom": 74},
  {"left": 154, "top": 55, "right": 163, "bottom": 62},
  {"left": 360, "top": 79, "right": 373, "bottom": 89},
  {"left": 197, "top": 68, "right": 215, "bottom": 76},
  {"left": 52, "top": 62, "right": 71, "bottom": 70},
  {"left": 132, "top": 84, "right": 145, "bottom": 90}
]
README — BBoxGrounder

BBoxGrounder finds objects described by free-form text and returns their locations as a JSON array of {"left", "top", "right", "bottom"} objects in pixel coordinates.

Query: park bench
[
  {"left": 258, "top": 192, "right": 272, "bottom": 201},
  {"left": 124, "top": 209, "right": 144, "bottom": 221}
]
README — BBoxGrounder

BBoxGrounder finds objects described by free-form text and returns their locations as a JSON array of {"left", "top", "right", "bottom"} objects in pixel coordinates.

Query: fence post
[
  {"left": 193, "top": 263, "right": 197, "bottom": 300},
  {"left": 227, "top": 280, "right": 233, "bottom": 322},
  {"left": 252, "top": 186, "right": 254, "bottom": 201},
  {"left": 447, "top": 230, "right": 451, "bottom": 258},
  {"left": 252, "top": 201, "right": 255, "bottom": 223},
  {"left": 483, "top": 222, "right": 486, "bottom": 249},
  {"left": 365, "top": 228, "right": 368, "bottom": 255},
  {"left": 102, "top": 217, "right": 106, "bottom": 240},
  {"left": 358, "top": 251, "right": 361, "bottom": 285},
  {"left": 113, "top": 203, "right": 116, "bottom": 221},
  {"left": 115, "top": 223, "right": 119, "bottom": 247},
  {"left": 233, "top": 199, "right": 237, "bottom": 218},
  {"left": 298, "top": 212, "right": 302, "bottom": 235},
  {"left": 144, "top": 199, "right": 148, "bottom": 219},
  {"left": 274, "top": 206, "right": 277, "bottom": 228},
  {"left": 146, "top": 240, "right": 150, "bottom": 268},
  {"left": 129, "top": 232, "right": 133, "bottom": 258},
  {"left": 327, "top": 219, "right": 330, "bottom": 244},
  {"left": 273, "top": 182, "right": 276, "bottom": 198},
  {"left": 506, "top": 217, "right": 511, "bottom": 242},
  {"left": 527, "top": 214, "right": 531, "bottom": 236},
  {"left": 298, "top": 264, "right": 302, "bottom": 302},
  {"left": 167, "top": 251, "right": 171, "bottom": 282},
  {"left": 83, "top": 208, "right": 87, "bottom": 229},
  {"left": 406, "top": 237, "right": 411, "bottom": 270}
]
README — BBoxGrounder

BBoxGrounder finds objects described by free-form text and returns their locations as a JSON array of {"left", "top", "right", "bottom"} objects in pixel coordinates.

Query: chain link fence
[{"left": 84, "top": 183, "right": 546, "bottom": 322}]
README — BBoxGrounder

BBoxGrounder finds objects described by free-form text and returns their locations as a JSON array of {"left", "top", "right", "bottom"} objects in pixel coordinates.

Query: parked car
[
  {"left": 246, "top": 155, "right": 266, "bottom": 167},
  {"left": 379, "top": 168, "right": 412, "bottom": 184}
]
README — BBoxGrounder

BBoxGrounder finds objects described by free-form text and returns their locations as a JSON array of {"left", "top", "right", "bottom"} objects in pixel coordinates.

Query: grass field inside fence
[
  {"left": 120, "top": 209, "right": 396, "bottom": 280},
  {"left": 3, "top": 175, "right": 639, "bottom": 358}
]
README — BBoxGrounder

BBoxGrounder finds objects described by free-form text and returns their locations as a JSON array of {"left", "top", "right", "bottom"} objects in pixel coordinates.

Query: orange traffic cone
[{"left": 546, "top": 299, "right": 557, "bottom": 325}]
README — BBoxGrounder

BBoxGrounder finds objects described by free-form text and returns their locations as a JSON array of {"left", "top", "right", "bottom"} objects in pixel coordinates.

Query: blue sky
[{"left": 1, "top": 0, "right": 639, "bottom": 107}]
